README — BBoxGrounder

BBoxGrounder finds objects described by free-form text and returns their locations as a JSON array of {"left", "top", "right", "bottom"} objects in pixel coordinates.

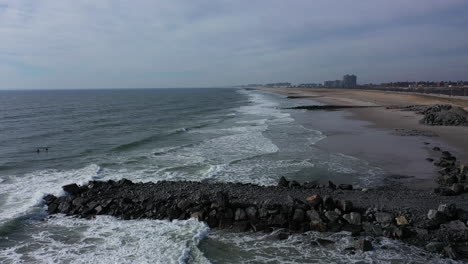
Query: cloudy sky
[{"left": 1, "top": 0, "right": 467, "bottom": 89}]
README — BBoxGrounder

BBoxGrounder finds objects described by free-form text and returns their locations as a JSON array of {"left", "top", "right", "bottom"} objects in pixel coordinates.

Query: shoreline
[{"left": 260, "top": 87, "right": 468, "bottom": 188}]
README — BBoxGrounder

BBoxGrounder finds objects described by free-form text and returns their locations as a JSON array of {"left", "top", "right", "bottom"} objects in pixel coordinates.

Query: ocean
[{"left": 0, "top": 88, "right": 453, "bottom": 263}]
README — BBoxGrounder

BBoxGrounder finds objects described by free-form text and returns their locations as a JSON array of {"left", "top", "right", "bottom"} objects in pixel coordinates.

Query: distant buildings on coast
[
  {"left": 239, "top": 74, "right": 358, "bottom": 88},
  {"left": 239, "top": 75, "right": 468, "bottom": 91}
]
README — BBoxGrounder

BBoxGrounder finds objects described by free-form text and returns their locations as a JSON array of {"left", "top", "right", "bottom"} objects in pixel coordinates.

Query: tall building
[{"left": 342, "top": 74, "right": 357, "bottom": 88}]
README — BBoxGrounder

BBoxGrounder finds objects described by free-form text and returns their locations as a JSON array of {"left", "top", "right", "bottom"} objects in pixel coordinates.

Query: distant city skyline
[{"left": 1, "top": 0, "right": 468, "bottom": 90}]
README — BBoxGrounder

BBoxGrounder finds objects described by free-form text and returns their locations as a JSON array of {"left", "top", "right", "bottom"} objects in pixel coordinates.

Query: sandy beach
[
  {"left": 259, "top": 87, "right": 468, "bottom": 191},
  {"left": 261, "top": 87, "right": 468, "bottom": 161}
]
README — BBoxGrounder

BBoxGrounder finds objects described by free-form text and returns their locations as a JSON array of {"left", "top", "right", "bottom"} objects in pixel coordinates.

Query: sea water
[{"left": 0, "top": 88, "right": 455, "bottom": 263}]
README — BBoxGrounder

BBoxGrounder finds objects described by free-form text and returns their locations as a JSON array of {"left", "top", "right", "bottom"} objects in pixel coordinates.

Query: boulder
[
  {"left": 343, "top": 212, "right": 361, "bottom": 225},
  {"left": 451, "top": 183, "right": 464, "bottom": 194},
  {"left": 177, "top": 199, "right": 192, "bottom": 210},
  {"left": 307, "top": 209, "right": 321, "bottom": 223},
  {"left": 338, "top": 200, "right": 353, "bottom": 213},
  {"left": 323, "top": 196, "right": 335, "bottom": 210},
  {"left": 354, "top": 239, "right": 373, "bottom": 251},
  {"left": 438, "top": 204, "right": 457, "bottom": 219},
  {"left": 395, "top": 216, "right": 409, "bottom": 226},
  {"left": 190, "top": 211, "right": 204, "bottom": 220},
  {"left": 440, "top": 220, "right": 467, "bottom": 230},
  {"left": 436, "top": 188, "right": 456, "bottom": 196},
  {"left": 62, "top": 184, "right": 82, "bottom": 195},
  {"left": 292, "top": 209, "right": 305, "bottom": 223},
  {"left": 328, "top": 181, "right": 337, "bottom": 190},
  {"left": 289, "top": 180, "right": 301, "bottom": 188},
  {"left": 427, "top": 209, "right": 448, "bottom": 225},
  {"left": 425, "top": 242, "right": 445, "bottom": 253},
  {"left": 306, "top": 194, "right": 323, "bottom": 208},
  {"left": 338, "top": 184, "right": 353, "bottom": 190},
  {"left": 444, "top": 245, "right": 458, "bottom": 260},
  {"left": 324, "top": 211, "right": 340, "bottom": 223},
  {"left": 235, "top": 208, "right": 247, "bottom": 221},
  {"left": 362, "top": 223, "right": 383, "bottom": 236},
  {"left": 375, "top": 212, "right": 393, "bottom": 224},
  {"left": 43, "top": 194, "right": 57, "bottom": 204},
  {"left": 460, "top": 164, "right": 468, "bottom": 177},
  {"left": 278, "top": 176, "right": 289, "bottom": 187},
  {"left": 270, "top": 214, "right": 288, "bottom": 227},
  {"left": 243, "top": 206, "right": 257, "bottom": 221}
]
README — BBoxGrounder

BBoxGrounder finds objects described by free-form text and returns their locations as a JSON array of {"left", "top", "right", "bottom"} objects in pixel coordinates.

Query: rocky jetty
[
  {"left": 389, "top": 104, "right": 468, "bottom": 126},
  {"left": 432, "top": 148, "right": 468, "bottom": 196},
  {"left": 44, "top": 175, "right": 468, "bottom": 260}
]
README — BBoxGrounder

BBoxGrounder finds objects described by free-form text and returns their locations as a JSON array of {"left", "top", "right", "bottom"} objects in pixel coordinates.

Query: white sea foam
[
  {"left": 0, "top": 164, "right": 101, "bottom": 224},
  {"left": 204, "top": 230, "right": 460, "bottom": 264},
  {"left": 237, "top": 90, "right": 294, "bottom": 123},
  {"left": 0, "top": 216, "right": 210, "bottom": 264}
]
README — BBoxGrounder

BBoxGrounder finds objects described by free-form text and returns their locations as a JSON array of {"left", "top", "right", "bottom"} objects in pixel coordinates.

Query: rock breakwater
[{"left": 44, "top": 177, "right": 468, "bottom": 260}]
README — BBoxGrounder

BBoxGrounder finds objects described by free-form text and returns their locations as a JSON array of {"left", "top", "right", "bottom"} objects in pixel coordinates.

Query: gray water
[{"left": 0, "top": 88, "right": 455, "bottom": 263}]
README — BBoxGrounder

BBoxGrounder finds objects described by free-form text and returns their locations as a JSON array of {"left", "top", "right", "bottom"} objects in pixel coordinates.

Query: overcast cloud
[{"left": 0, "top": 0, "right": 467, "bottom": 89}]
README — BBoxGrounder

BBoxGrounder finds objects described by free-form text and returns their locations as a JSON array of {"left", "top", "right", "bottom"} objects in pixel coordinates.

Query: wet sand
[{"left": 261, "top": 87, "right": 468, "bottom": 189}]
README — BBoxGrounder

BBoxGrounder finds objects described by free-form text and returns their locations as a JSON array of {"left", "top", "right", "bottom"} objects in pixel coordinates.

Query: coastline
[{"left": 256, "top": 87, "right": 468, "bottom": 193}]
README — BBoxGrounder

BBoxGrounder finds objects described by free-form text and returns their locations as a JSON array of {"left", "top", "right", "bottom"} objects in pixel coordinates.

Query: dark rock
[
  {"left": 245, "top": 206, "right": 258, "bottom": 221},
  {"left": 292, "top": 209, "right": 305, "bottom": 223},
  {"left": 440, "top": 220, "right": 467, "bottom": 231},
  {"left": 47, "top": 203, "right": 59, "bottom": 214},
  {"left": 438, "top": 204, "right": 457, "bottom": 219},
  {"left": 178, "top": 199, "right": 192, "bottom": 210},
  {"left": 444, "top": 245, "right": 458, "bottom": 259},
  {"left": 451, "top": 183, "right": 464, "bottom": 195},
  {"left": 289, "top": 180, "right": 301, "bottom": 188},
  {"left": 338, "top": 184, "right": 353, "bottom": 190},
  {"left": 362, "top": 223, "right": 383, "bottom": 236},
  {"left": 324, "top": 211, "right": 340, "bottom": 223},
  {"left": 438, "top": 188, "right": 456, "bottom": 196},
  {"left": 214, "top": 191, "right": 229, "bottom": 208},
  {"left": 235, "top": 208, "right": 247, "bottom": 221},
  {"left": 425, "top": 242, "right": 445, "bottom": 253},
  {"left": 343, "top": 212, "right": 361, "bottom": 225},
  {"left": 427, "top": 209, "right": 448, "bottom": 225},
  {"left": 307, "top": 209, "right": 321, "bottom": 222},
  {"left": 457, "top": 209, "right": 468, "bottom": 222},
  {"left": 426, "top": 158, "right": 434, "bottom": 162},
  {"left": 117, "top": 178, "right": 133, "bottom": 185},
  {"left": 354, "top": 239, "right": 373, "bottom": 251},
  {"left": 62, "top": 184, "right": 82, "bottom": 195},
  {"left": 433, "top": 147, "right": 441, "bottom": 151},
  {"left": 232, "top": 221, "right": 250, "bottom": 232},
  {"left": 323, "top": 196, "right": 335, "bottom": 210},
  {"left": 375, "top": 212, "right": 393, "bottom": 224},
  {"left": 57, "top": 200, "right": 71, "bottom": 214},
  {"left": 392, "top": 226, "right": 412, "bottom": 239},
  {"left": 328, "top": 181, "right": 337, "bottom": 190},
  {"left": 278, "top": 176, "right": 289, "bottom": 187},
  {"left": 43, "top": 194, "right": 57, "bottom": 204},
  {"left": 337, "top": 200, "right": 353, "bottom": 213},
  {"left": 270, "top": 214, "right": 287, "bottom": 227},
  {"left": 306, "top": 194, "right": 322, "bottom": 209}
]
